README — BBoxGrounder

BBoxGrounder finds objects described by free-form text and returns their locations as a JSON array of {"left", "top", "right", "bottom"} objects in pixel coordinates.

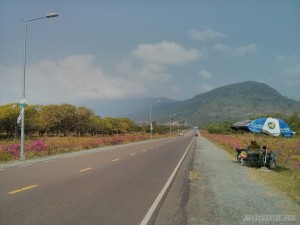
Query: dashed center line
[
  {"left": 112, "top": 158, "right": 120, "bottom": 162},
  {"left": 79, "top": 167, "right": 92, "bottom": 172},
  {"left": 8, "top": 185, "right": 38, "bottom": 195},
  {"left": 130, "top": 153, "right": 136, "bottom": 156}
]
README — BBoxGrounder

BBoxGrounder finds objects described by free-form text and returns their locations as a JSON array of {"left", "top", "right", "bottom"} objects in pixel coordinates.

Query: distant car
[{"left": 179, "top": 132, "right": 184, "bottom": 136}]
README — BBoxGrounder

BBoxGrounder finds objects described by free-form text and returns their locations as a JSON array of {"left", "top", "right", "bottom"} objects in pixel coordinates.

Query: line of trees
[{"left": 0, "top": 103, "right": 142, "bottom": 138}]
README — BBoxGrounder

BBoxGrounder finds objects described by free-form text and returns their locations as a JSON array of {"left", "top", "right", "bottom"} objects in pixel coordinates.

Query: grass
[
  {"left": 201, "top": 130, "right": 300, "bottom": 204},
  {"left": 249, "top": 166, "right": 300, "bottom": 204}
]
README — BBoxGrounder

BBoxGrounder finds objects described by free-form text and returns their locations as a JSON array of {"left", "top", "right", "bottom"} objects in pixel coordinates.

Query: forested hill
[{"left": 143, "top": 81, "right": 300, "bottom": 127}]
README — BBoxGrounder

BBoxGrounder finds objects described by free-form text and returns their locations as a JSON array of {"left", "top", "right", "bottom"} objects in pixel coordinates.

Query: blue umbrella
[{"left": 247, "top": 117, "right": 293, "bottom": 138}]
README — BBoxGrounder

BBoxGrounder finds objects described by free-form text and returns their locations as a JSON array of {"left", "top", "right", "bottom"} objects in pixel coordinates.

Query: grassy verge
[
  {"left": 249, "top": 166, "right": 300, "bottom": 204},
  {"left": 201, "top": 130, "right": 300, "bottom": 204},
  {"left": 0, "top": 133, "right": 166, "bottom": 163}
]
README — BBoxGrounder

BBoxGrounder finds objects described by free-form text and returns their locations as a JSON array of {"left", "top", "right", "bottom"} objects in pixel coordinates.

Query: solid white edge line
[
  {"left": 139, "top": 137, "right": 195, "bottom": 225},
  {"left": 18, "top": 164, "right": 32, "bottom": 167}
]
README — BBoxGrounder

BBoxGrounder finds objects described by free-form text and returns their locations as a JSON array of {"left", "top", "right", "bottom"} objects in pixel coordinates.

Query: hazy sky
[{"left": 1, "top": 0, "right": 299, "bottom": 110}]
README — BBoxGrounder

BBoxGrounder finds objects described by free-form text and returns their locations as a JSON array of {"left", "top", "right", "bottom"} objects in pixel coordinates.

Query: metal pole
[
  {"left": 169, "top": 115, "right": 172, "bottom": 137},
  {"left": 150, "top": 102, "right": 152, "bottom": 140},
  {"left": 19, "top": 13, "right": 58, "bottom": 161},
  {"left": 169, "top": 113, "right": 176, "bottom": 137},
  {"left": 20, "top": 20, "right": 28, "bottom": 161},
  {"left": 149, "top": 99, "right": 159, "bottom": 140}
]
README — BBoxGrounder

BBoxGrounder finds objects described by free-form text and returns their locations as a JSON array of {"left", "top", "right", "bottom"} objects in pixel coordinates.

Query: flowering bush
[
  {"left": 27, "top": 140, "right": 48, "bottom": 152},
  {"left": 111, "top": 136, "right": 125, "bottom": 145},
  {"left": 0, "top": 133, "right": 150, "bottom": 161}
]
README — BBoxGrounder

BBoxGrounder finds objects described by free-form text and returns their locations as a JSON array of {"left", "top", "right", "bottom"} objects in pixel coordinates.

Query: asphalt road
[{"left": 0, "top": 134, "right": 194, "bottom": 225}]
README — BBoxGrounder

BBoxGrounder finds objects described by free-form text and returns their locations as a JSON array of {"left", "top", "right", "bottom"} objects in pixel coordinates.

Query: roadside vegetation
[
  {"left": 0, "top": 103, "right": 175, "bottom": 162},
  {"left": 201, "top": 128, "right": 300, "bottom": 203}
]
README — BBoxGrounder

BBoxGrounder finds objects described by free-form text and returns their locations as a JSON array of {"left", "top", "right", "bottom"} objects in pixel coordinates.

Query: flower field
[
  {"left": 0, "top": 133, "right": 152, "bottom": 162},
  {"left": 201, "top": 130, "right": 300, "bottom": 170}
]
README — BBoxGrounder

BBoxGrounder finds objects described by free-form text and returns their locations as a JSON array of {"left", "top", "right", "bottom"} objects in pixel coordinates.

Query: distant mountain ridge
[{"left": 117, "top": 81, "right": 300, "bottom": 128}]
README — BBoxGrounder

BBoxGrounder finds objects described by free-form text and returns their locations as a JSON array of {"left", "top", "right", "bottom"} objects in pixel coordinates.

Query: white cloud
[
  {"left": 187, "top": 29, "right": 227, "bottom": 41},
  {"left": 117, "top": 41, "right": 202, "bottom": 98},
  {"left": 0, "top": 55, "right": 146, "bottom": 105},
  {"left": 281, "top": 64, "right": 300, "bottom": 86},
  {"left": 0, "top": 41, "right": 203, "bottom": 105},
  {"left": 131, "top": 41, "right": 199, "bottom": 65},
  {"left": 116, "top": 59, "right": 171, "bottom": 90},
  {"left": 199, "top": 70, "right": 212, "bottom": 79},
  {"left": 213, "top": 43, "right": 258, "bottom": 56}
]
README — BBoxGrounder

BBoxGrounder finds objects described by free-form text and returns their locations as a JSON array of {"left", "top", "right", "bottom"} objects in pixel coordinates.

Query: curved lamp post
[
  {"left": 19, "top": 13, "right": 58, "bottom": 160},
  {"left": 149, "top": 99, "right": 160, "bottom": 140},
  {"left": 169, "top": 113, "right": 176, "bottom": 137}
]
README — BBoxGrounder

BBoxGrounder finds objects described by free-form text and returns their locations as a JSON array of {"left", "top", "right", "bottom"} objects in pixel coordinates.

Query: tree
[
  {"left": 99, "top": 117, "right": 112, "bottom": 135},
  {"left": 207, "top": 121, "right": 233, "bottom": 134},
  {"left": 24, "top": 104, "right": 40, "bottom": 136},
  {"left": 54, "top": 104, "right": 78, "bottom": 136},
  {"left": 0, "top": 103, "right": 20, "bottom": 138},
  {"left": 74, "top": 106, "right": 95, "bottom": 136},
  {"left": 1, "top": 102, "right": 143, "bottom": 138},
  {"left": 287, "top": 112, "right": 300, "bottom": 134},
  {"left": 88, "top": 115, "right": 103, "bottom": 135},
  {"left": 36, "top": 104, "right": 60, "bottom": 136}
]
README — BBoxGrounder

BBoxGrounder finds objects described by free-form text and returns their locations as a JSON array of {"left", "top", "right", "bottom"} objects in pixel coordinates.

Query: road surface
[{"left": 0, "top": 134, "right": 194, "bottom": 225}]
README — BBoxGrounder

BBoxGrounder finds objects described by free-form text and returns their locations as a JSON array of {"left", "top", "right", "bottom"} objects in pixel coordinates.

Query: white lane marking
[
  {"left": 141, "top": 149, "right": 147, "bottom": 152},
  {"left": 112, "top": 158, "right": 120, "bottom": 162},
  {"left": 18, "top": 164, "right": 32, "bottom": 167},
  {"left": 130, "top": 153, "right": 136, "bottom": 156},
  {"left": 43, "top": 160, "right": 53, "bottom": 163},
  {"left": 139, "top": 137, "right": 195, "bottom": 225}
]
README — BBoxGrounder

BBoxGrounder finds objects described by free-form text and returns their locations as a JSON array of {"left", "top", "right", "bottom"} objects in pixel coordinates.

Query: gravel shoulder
[{"left": 186, "top": 135, "right": 300, "bottom": 225}]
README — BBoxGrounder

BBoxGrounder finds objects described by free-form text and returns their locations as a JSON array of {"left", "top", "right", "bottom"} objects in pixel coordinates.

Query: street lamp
[
  {"left": 149, "top": 99, "right": 160, "bottom": 140},
  {"left": 19, "top": 13, "right": 58, "bottom": 160},
  {"left": 169, "top": 113, "right": 176, "bottom": 137}
]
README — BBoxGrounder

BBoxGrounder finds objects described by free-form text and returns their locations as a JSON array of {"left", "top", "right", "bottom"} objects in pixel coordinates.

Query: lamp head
[{"left": 46, "top": 13, "right": 59, "bottom": 18}]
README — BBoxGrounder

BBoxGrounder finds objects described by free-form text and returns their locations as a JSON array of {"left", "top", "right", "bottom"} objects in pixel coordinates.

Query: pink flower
[{"left": 27, "top": 140, "right": 47, "bottom": 152}]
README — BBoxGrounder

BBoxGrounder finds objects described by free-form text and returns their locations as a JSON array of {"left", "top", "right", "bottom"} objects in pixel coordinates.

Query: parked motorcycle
[{"left": 235, "top": 148, "right": 278, "bottom": 168}]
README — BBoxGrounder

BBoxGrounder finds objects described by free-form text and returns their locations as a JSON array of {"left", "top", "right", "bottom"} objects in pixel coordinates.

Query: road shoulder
[{"left": 186, "top": 135, "right": 299, "bottom": 225}]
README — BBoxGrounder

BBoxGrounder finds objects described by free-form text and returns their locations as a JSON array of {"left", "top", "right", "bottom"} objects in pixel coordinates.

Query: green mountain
[{"left": 130, "top": 81, "right": 300, "bottom": 128}]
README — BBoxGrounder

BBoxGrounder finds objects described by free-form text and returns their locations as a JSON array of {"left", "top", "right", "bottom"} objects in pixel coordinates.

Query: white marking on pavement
[
  {"left": 43, "top": 160, "right": 53, "bottom": 163},
  {"left": 139, "top": 137, "right": 195, "bottom": 225},
  {"left": 18, "top": 164, "right": 32, "bottom": 167}
]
